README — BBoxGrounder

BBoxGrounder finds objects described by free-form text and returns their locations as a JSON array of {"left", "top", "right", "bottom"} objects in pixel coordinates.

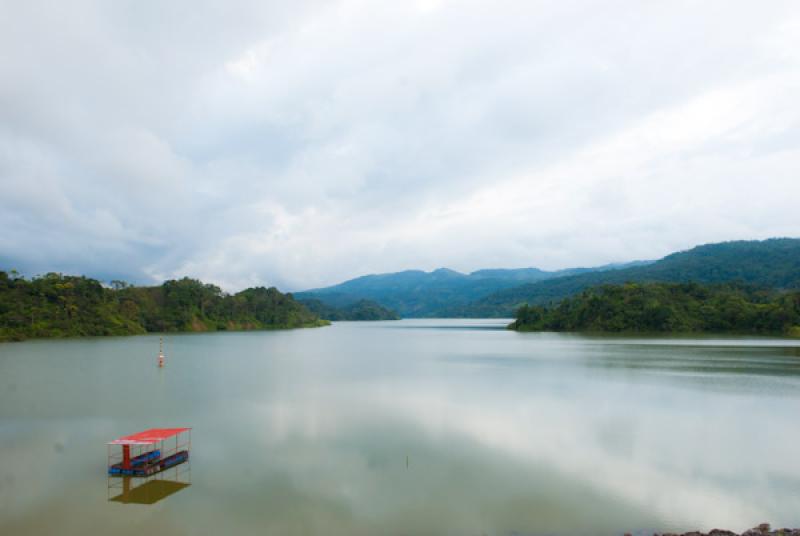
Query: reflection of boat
[
  {"left": 107, "top": 428, "right": 191, "bottom": 477},
  {"left": 108, "top": 475, "right": 190, "bottom": 505},
  {"left": 107, "top": 428, "right": 192, "bottom": 505}
]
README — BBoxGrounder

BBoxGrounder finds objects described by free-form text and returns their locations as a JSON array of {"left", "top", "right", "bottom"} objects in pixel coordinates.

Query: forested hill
[
  {"left": 461, "top": 238, "right": 800, "bottom": 317},
  {"left": 299, "top": 298, "right": 400, "bottom": 321},
  {"left": 510, "top": 282, "right": 800, "bottom": 335},
  {"left": 295, "top": 262, "right": 647, "bottom": 317},
  {"left": 0, "top": 272, "right": 327, "bottom": 342}
]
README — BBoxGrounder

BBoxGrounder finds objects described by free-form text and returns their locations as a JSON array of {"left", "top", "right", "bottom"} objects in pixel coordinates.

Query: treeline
[
  {"left": 299, "top": 298, "right": 400, "bottom": 321},
  {"left": 0, "top": 271, "right": 327, "bottom": 342},
  {"left": 510, "top": 282, "right": 800, "bottom": 335}
]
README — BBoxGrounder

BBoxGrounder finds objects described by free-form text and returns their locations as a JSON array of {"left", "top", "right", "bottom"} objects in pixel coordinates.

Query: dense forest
[
  {"left": 510, "top": 282, "right": 800, "bottom": 335},
  {"left": 299, "top": 298, "right": 400, "bottom": 321},
  {"left": 462, "top": 238, "right": 800, "bottom": 317},
  {"left": 0, "top": 271, "right": 327, "bottom": 342}
]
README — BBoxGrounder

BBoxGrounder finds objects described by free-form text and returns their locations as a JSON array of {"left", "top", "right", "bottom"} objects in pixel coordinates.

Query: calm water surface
[{"left": 1, "top": 319, "right": 799, "bottom": 535}]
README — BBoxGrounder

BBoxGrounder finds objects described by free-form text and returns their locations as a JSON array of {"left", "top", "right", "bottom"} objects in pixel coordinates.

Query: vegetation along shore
[
  {"left": 0, "top": 271, "right": 328, "bottom": 342},
  {"left": 298, "top": 297, "right": 399, "bottom": 321},
  {"left": 510, "top": 282, "right": 800, "bottom": 336}
]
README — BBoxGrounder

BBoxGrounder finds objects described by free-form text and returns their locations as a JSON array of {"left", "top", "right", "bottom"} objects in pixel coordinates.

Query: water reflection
[
  {"left": 585, "top": 347, "right": 800, "bottom": 376},
  {"left": 1, "top": 321, "right": 799, "bottom": 535},
  {"left": 108, "top": 470, "right": 191, "bottom": 505}
]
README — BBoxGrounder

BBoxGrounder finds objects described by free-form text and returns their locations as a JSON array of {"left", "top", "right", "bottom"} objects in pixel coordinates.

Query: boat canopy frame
[{"left": 108, "top": 427, "right": 191, "bottom": 446}]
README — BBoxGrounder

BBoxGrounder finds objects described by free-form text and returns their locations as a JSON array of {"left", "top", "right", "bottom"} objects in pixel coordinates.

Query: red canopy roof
[{"left": 109, "top": 428, "right": 191, "bottom": 445}]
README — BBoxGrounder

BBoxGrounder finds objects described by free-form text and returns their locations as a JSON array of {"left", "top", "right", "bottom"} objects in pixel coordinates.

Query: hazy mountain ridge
[
  {"left": 297, "top": 239, "right": 800, "bottom": 318},
  {"left": 296, "top": 261, "right": 651, "bottom": 317},
  {"left": 461, "top": 238, "right": 800, "bottom": 317}
]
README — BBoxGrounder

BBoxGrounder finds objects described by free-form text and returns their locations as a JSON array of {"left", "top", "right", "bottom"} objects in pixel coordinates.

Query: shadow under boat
[{"left": 108, "top": 474, "right": 191, "bottom": 505}]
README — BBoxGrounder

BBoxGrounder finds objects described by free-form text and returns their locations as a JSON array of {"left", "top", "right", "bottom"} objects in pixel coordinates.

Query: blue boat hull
[{"left": 108, "top": 450, "right": 189, "bottom": 477}]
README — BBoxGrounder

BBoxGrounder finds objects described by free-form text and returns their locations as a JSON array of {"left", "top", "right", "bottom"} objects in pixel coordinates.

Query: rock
[{"left": 645, "top": 524, "right": 800, "bottom": 536}]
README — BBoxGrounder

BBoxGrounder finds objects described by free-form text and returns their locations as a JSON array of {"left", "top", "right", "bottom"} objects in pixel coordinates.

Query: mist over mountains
[{"left": 297, "top": 239, "right": 800, "bottom": 318}]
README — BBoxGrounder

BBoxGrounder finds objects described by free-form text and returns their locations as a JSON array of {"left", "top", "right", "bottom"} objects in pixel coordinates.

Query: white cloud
[{"left": 1, "top": 0, "right": 799, "bottom": 289}]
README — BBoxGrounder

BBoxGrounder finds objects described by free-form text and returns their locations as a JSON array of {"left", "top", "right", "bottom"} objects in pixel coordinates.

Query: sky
[{"left": 1, "top": 1, "right": 799, "bottom": 291}]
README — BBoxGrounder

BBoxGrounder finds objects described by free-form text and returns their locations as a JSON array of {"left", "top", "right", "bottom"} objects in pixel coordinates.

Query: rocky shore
[{"left": 638, "top": 524, "right": 800, "bottom": 536}]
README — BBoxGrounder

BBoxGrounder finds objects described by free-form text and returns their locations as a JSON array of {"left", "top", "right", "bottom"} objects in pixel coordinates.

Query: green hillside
[
  {"left": 510, "top": 282, "right": 800, "bottom": 335},
  {"left": 299, "top": 298, "right": 400, "bottom": 321},
  {"left": 465, "top": 239, "right": 800, "bottom": 317},
  {"left": 0, "top": 272, "right": 327, "bottom": 342}
]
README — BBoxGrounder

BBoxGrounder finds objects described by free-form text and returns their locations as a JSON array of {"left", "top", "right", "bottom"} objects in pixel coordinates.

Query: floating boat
[{"left": 107, "top": 428, "right": 191, "bottom": 477}]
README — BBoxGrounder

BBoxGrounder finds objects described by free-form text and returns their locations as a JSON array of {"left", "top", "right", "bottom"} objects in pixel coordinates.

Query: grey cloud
[{"left": 1, "top": 0, "right": 798, "bottom": 290}]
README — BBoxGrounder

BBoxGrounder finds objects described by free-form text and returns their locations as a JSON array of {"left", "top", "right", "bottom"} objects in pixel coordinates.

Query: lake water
[{"left": 1, "top": 319, "right": 799, "bottom": 535}]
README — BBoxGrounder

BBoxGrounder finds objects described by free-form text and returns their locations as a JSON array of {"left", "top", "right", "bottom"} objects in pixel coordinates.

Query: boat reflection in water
[{"left": 107, "top": 464, "right": 191, "bottom": 505}]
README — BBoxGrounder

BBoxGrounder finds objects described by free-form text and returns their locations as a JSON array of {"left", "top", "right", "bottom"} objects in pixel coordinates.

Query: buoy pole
[{"left": 158, "top": 337, "right": 164, "bottom": 368}]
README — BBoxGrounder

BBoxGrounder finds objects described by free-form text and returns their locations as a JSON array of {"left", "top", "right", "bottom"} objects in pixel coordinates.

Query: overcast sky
[{"left": 1, "top": 1, "right": 799, "bottom": 291}]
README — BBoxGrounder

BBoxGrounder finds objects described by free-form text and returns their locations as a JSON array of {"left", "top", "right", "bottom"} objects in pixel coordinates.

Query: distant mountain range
[
  {"left": 295, "top": 261, "right": 652, "bottom": 317},
  {"left": 296, "top": 238, "right": 800, "bottom": 318}
]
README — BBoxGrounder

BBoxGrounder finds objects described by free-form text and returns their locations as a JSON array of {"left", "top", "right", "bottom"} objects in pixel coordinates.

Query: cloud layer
[{"left": 2, "top": 0, "right": 799, "bottom": 290}]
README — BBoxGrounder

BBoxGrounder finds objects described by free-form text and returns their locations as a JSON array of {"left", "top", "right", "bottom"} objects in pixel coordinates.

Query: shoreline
[
  {"left": 643, "top": 524, "right": 800, "bottom": 536},
  {"left": 0, "top": 320, "right": 330, "bottom": 343}
]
